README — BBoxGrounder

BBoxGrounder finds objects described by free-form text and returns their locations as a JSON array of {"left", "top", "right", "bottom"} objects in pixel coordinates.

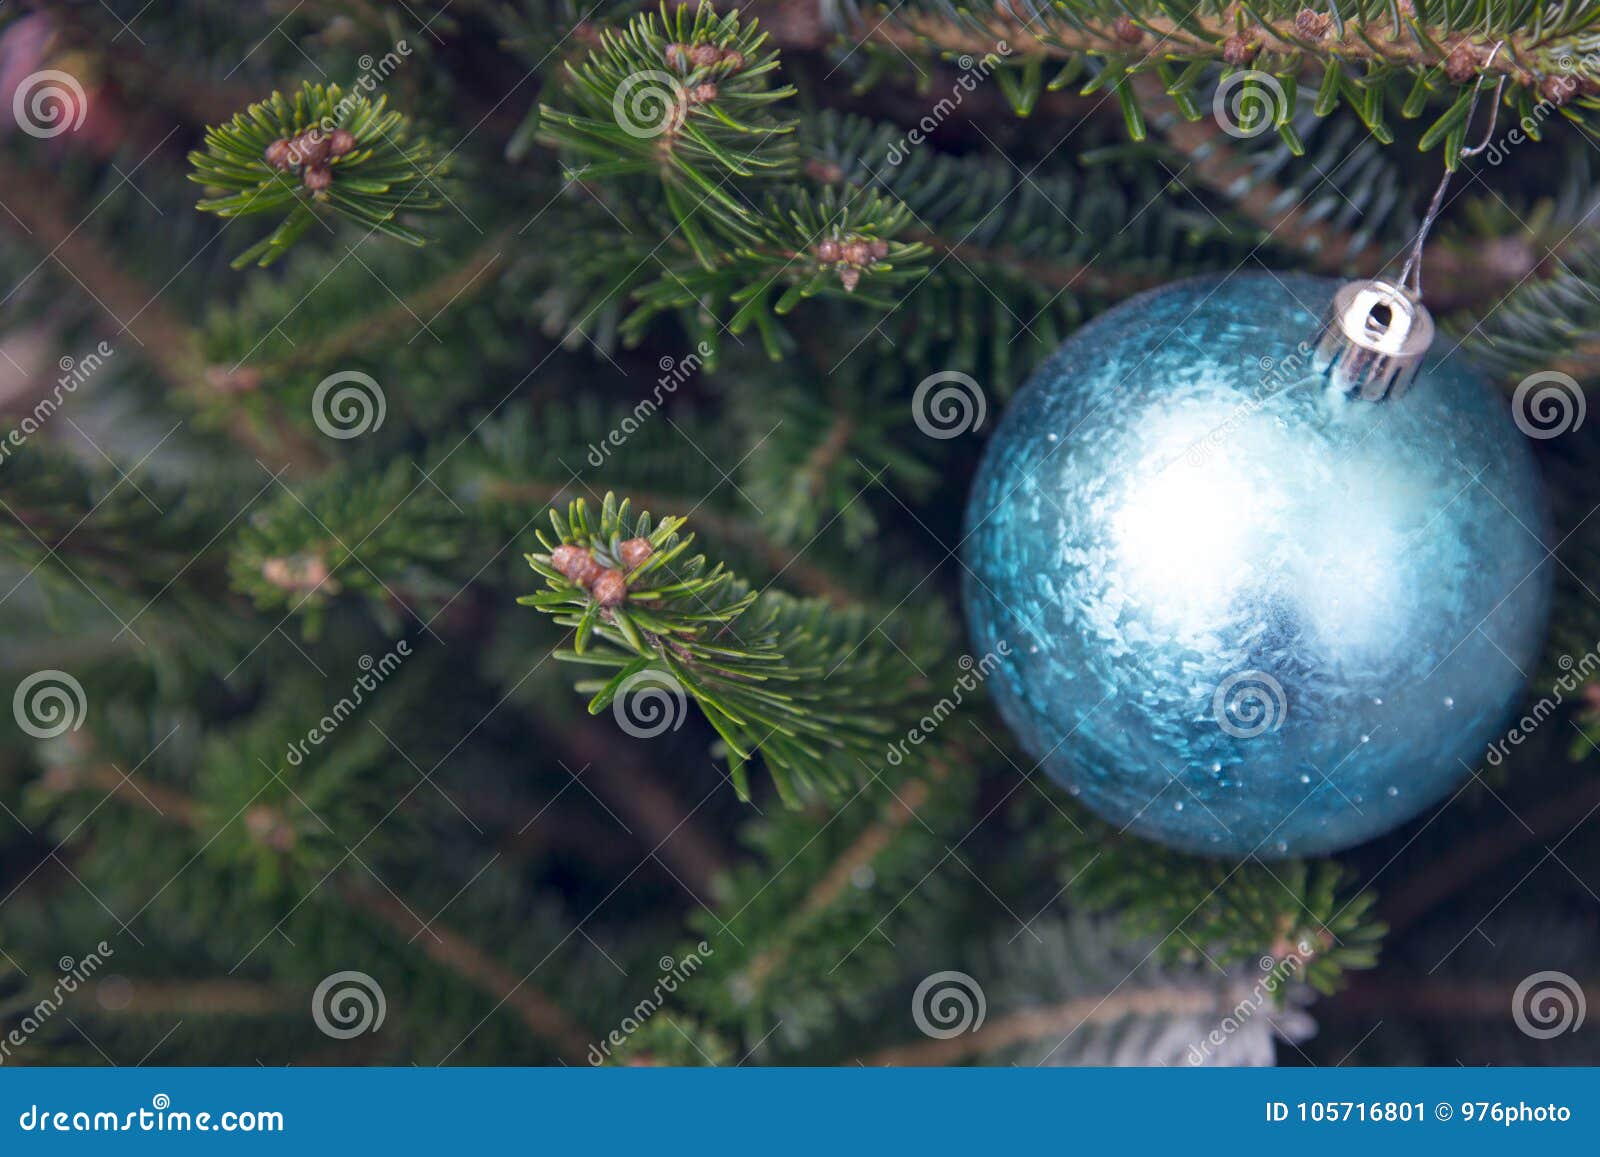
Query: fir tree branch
[
  {"left": 532, "top": 4, "right": 936, "bottom": 351},
  {"left": 857, "top": 985, "right": 1224, "bottom": 1066},
  {"left": 738, "top": 767, "right": 941, "bottom": 994},
  {"left": 834, "top": 1, "right": 1600, "bottom": 163},
  {"left": 796, "top": 110, "right": 1260, "bottom": 385},
  {"left": 727, "top": 366, "right": 940, "bottom": 546},
  {"left": 536, "top": 0, "right": 800, "bottom": 244},
  {"left": 1130, "top": 72, "right": 1373, "bottom": 271},
  {"left": 69, "top": 760, "right": 594, "bottom": 1062},
  {"left": 1049, "top": 817, "right": 1385, "bottom": 993},
  {"left": 1134, "top": 73, "right": 1600, "bottom": 335},
  {"left": 0, "top": 164, "right": 322, "bottom": 466},
  {"left": 649, "top": 726, "right": 983, "bottom": 1055},
  {"left": 228, "top": 458, "right": 461, "bottom": 634},
  {"left": 255, "top": 233, "right": 514, "bottom": 374},
  {"left": 0, "top": 449, "right": 263, "bottom": 655},
  {"left": 856, "top": 1, "right": 1585, "bottom": 95},
  {"left": 519, "top": 493, "right": 941, "bottom": 804},
  {"left": 189, "top": 82, "right": 447, "bottom": 268},
  {"left": 96, "top": 980, "right": 295, "bottom": 1016},
  {"left": 0, "top": 165, "right": 204, "bottom": 392},
  {"left": 339, "top": 879, "right": 594, "bottom": 1062},
  {"left": 485, "top": 479, "right": 857, "bottom": 603}
]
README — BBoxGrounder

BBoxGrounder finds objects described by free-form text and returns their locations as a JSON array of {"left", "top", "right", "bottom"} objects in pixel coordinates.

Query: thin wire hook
[{"left": 1398, "top": 41, "right": 1507, "bottom": 296}]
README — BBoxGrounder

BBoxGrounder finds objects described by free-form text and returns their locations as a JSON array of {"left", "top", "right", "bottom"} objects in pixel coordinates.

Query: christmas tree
[{"left": 0, "top": 0, "right": 1595, "bottom": 1067}]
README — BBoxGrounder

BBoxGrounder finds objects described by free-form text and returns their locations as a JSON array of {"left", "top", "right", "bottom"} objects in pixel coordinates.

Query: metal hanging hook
[
  {"left": 1313, "top": 43, "right": 1508, "bottom": 402},
  {"left": 1398, "top": 41, "right": 1508, "bottom": 297}
]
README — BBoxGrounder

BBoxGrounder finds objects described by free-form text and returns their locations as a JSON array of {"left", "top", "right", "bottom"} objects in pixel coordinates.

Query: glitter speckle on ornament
[{"left": 961, "top": 273, "right": 1551, "bottom": 857}]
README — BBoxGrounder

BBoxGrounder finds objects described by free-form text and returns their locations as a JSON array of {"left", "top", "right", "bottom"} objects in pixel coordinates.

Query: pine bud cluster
[
  {"left": 550, "top": 538, "right": 654, "bottom": 607},
  {"left": 815, "top": 235, "right": 890, "bottom": 292},
  {"left": 664, "top": 41, "right": 747, "bottom": 73},
  {"left": 264, "top": 127, "right": 359, "bottom": 192}
]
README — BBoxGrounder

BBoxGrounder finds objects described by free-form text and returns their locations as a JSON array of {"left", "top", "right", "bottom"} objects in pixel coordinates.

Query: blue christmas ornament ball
[{"left": 961, "top": 273, "right": 1550, "bottom": 857}]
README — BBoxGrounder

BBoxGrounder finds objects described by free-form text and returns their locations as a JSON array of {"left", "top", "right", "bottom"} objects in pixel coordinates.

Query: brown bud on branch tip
[
  {"left": 261, "top": 554, "right": 335, "bottom": 594},
  {"left": 1541, "top": 73, "right": 1578, "bottom": 105},
  {"left": 804, "top": 158, "right": 845, "bottom": 184},
  {"left": 1444, "top": 43, "right": 1480, "bottom": 84},
  {"left": 246, "top": 805, "right": 297, "bottom": 851},
  {"left": 1294, "top": 9, "right": 1330, "bottom": 39},
  {"left": 591, "top": 568, "right": 628, "bottom": 607},
  {"left": 618, "top": 538, "right": 654, "bottom": 571},
  {"left": 1222, "top": 35, "right": 1261, "bottom": 65},
  {"left": 571, "top": 554, "right": 604, "bottom": 587},
  {"left": 551, "top": 545, "right": 606, "bottom": 588},
  {"left": 264, "top": 139, "right": 294, "bottom": 170},
  {"left": 550, "top": 544, "right": 590, "bottom": 580},
  {"left": 295, "top": 130, "right": 332, "bottom": 166}
]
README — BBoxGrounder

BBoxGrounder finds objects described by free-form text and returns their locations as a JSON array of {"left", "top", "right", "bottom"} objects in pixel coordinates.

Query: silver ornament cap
[{"left": 1313, "top": 278, "right": 1435, "bottom": 402}]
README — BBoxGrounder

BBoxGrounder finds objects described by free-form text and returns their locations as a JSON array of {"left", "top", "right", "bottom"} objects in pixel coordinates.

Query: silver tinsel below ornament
[{"left": 961, "top": 272, "right": 1550, "bottom": 857}]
